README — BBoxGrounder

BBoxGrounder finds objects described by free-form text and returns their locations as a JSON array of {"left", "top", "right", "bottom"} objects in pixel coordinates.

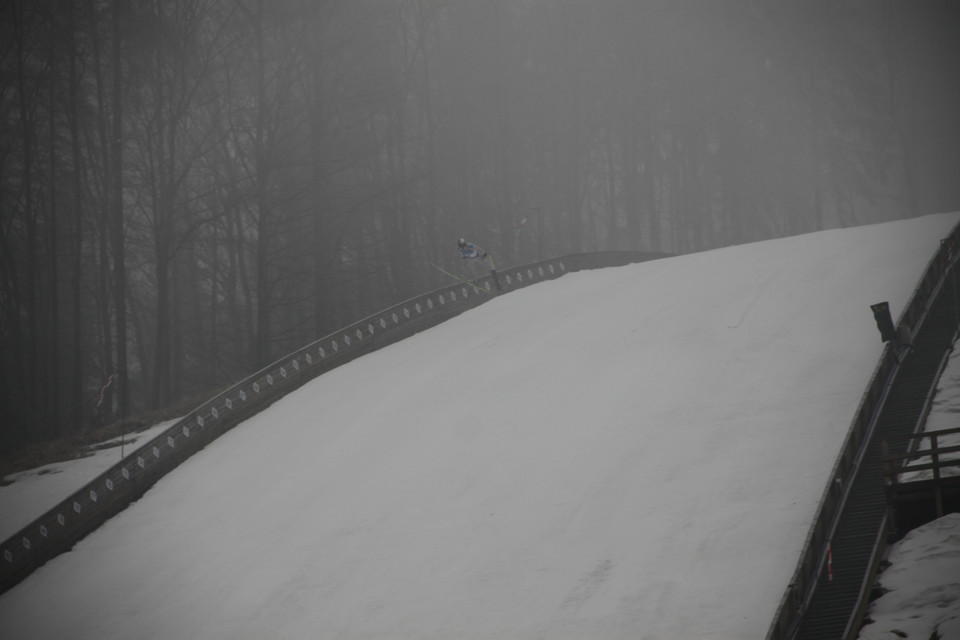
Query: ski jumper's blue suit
[{"left": 458, "top": 241, "right": 495, "bottom": 285}]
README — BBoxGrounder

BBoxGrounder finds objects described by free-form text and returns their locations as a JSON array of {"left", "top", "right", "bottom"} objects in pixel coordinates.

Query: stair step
[{"left": 794, "top": 285, "right": 957, "bottom": 640}]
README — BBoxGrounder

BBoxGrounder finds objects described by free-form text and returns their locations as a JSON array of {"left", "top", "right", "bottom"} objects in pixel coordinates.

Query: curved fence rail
[
  {"left": 0, "top": 250, "right": 669, "bottom": 595},
  {"left": 764, "top": 221, "right": 960, "bottom": 640},
  {"left": 884, "top": 425, "right": 960, "bottom": 522}
]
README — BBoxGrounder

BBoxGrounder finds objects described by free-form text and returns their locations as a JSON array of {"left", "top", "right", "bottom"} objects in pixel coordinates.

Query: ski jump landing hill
[
  {"left": 2, "top": 219, "right": 959, "bottom": 639},
  {"left": 0, "top": 250, "right": 669, "bottom": 595}
]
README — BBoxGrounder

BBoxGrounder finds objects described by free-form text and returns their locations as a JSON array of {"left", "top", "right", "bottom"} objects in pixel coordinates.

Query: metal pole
[
  {"left": 948, "top": 242, "right": 959, "bottom": 334},
  {"left": 941, "top": 238, "right": 958, "bottom": 330},
  {"left": 119, "top": 369, "right": 125, "bottom": 460},
  {"left": 536, "top": 207, "right": 542, "bottom": 262}
]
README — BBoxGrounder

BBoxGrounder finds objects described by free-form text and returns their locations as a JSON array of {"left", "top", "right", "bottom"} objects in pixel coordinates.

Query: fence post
[
  {"left": 931, "top": 434, "right": 943, "bottom": 518},
  {"left": 881, "top": 440, "right": 893, "bottom": 486}
]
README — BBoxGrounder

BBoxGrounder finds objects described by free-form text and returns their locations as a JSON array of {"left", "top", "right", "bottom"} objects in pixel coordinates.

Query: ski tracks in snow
[{"left": 561, "top": 558, "right": 614, "bottom": 610}]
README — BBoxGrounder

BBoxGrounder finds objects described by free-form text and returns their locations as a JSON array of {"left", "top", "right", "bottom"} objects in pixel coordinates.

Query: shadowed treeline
[{"left": 2, "top": 0, "right": 959, "bottom": 442}]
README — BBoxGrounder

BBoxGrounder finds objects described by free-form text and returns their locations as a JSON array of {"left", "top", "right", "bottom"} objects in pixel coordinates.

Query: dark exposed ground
[{"left": 0, "top": 393, "right": 215, "bottom": 484}]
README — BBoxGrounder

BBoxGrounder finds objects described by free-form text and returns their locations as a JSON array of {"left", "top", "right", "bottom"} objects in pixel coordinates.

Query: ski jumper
[{"left": 458, "top": 240, "right": 501, "bottom": 290}]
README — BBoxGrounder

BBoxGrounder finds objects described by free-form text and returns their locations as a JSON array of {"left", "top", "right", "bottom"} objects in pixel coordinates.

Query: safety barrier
[
  {"left": 0, "top": 250, "right": 669, "bottom": 595},
  {"left": 883, "top": 425, "right": 960, "bottom": 522},
  {"left": 764, "top": 221, "right": 960, "bottom": 640}
]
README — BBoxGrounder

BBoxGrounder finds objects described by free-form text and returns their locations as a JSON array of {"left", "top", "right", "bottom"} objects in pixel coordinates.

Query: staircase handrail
[{"left": 764, "top": 220, "right": 960, "bottom": 640}]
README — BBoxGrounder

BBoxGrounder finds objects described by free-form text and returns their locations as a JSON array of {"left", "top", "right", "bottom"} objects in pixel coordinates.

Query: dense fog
[{"left": 2, "top": 1, "right": 959, "bottom": 441}]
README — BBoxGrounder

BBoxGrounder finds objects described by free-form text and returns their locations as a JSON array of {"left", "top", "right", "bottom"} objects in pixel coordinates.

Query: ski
[{"left": 431, "top": 263, "right": 496, "bottom": 295}]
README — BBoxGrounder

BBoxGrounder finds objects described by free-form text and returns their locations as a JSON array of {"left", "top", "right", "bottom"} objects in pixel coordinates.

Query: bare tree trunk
[
  {"left": 414, "top": 0, "right": 441, "bottom": 269},
  {"left": 12, "top": 0, "right": 39, "bottom": 435},
  {"left": 111, "top": 0, "right": 128, "bottom": 417},
  {"left": 881, "top": 0, "right": 919, "bottom": 218},
  {"left": 47, "top": 19, "right": 61, "bottom": 436},
  {"left": 66, "top": 0, "right": 89, "bottom": 433},
  {"left": 253, "top": 0, "right": 272, "bottom": 367},
  {"left": 620, "top": 109, "right": 640, "bottom": 251},
  {"left": 145, "top": 0, "right": 170, "bottom": 408},
  {"left": 91, "top": 0, "right": 114, "bottom": 424}
]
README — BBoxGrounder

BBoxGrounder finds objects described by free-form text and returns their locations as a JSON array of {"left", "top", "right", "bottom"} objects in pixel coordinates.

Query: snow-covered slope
[
  {"left": 857, "top": 513, "right": 960, "bottom": 639},
  {"left": 1, "top": 213, "right": 957, "bottom": 639}
]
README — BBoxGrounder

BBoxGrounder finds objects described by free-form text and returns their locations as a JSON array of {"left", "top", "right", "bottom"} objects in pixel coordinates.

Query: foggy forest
[{"left": 2, "top": 0, "right": 959, "bottom": 445}]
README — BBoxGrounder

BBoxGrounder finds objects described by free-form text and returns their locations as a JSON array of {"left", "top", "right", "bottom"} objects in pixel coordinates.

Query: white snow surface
[
  {"left": 0, "top": 421, "right": 176, "bottom": 541},
  {"left": 1, "top": 213, "right": 959, "bottom": 640},
  {"left": 857, "top": 513, "right": 960, "bottom": 640}
]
